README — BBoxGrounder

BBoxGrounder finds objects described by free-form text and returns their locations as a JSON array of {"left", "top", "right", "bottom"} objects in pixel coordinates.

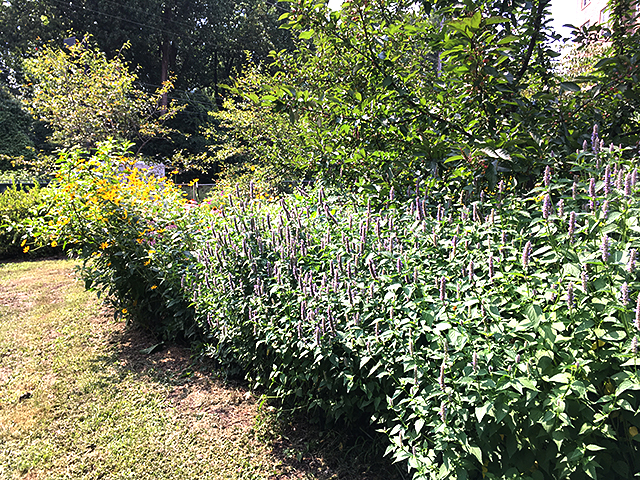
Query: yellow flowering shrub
[{"left": 37, "top": 139, "right": 203, "bottom": 340}]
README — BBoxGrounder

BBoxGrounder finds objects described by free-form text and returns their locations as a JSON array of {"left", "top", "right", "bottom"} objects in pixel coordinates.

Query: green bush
[
  {"left": 188, "top": 146, "right": 640, "bottom": 479},
  {"left": 38, "top": 141, "right": 202, "bottom": 341},
  {"left": 0, "top": 183, "right": 62, "bottom": 259}
]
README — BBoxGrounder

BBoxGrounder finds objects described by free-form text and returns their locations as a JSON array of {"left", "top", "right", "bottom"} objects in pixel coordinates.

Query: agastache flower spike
[
  {"left": 542, "top": 193, "right": 552, "bottom": 220},
  {"left": 601, "top": 234, "right": 610, "bottom": 263},
  {"left": 472, "top": 351, "right": 478, "bottom": 373},
  {"left": 621, "top": 282, "right": 630, "bottom": 307},
  {"left": 572, "top": 181, "right": 577, "bottom": 200},
  {"left": 439, "top": 277, "right": 446, "bottom": 302},
  {"left": 468, "top": 260, "right": 474, "bottom": 283},
  {"left": 488, "top": 254, "right": 494, "bottom": 282},
  {"left": 632, "top": 336, "right": 638, "bottom": 355},
  {"left": 438, "top": 361, "right": 446, "bottom": 390},
  {"left": 617, "top": 169, "right": 624, "bottom": 190},
  {"left": 568, "top": 211, "right": 576, "bottom": 242},
  {"left": 635, "top": 294, "right": 640, "bottom": 331},
  {"left": 627, "top": 248, "right": 636, "bottom": 273},
  {"left": 522, "top": 241, "right": 532, "bottom": 270},
  {"left": 592, "top": 124, "right": 599, "bottom": 153},
  {"left": 567, "top": 282, "right": 574, "bottom": 308},
  {"left": 589, "top": 177, "right": 596, "bottom": 198},
  {"left": 632, "top": 168, "right": 638, "bottom": 187},
  {"left": 625, "top": 172, "right": 632, "bottom": 197},
  {"left": 542, "top": 166, "right": 551, "bottom": 188},
  {"left": 440, "top": 403, "right": 447, "bottom": 423},
  {"left": 557, "top": 199, "right": 564, "bottom": 218},
  {"left": 604, "top": 165, "right": 611, "bottom": 195}
]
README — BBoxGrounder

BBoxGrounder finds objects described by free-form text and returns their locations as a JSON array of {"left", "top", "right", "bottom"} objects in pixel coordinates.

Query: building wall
[{"left": 575, "top": 0, "right": 610, "bottom": 28}]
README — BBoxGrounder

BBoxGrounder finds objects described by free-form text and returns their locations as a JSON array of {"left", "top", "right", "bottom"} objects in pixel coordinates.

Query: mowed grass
[
  {"left": 0, "top": 259, "right": 404, "bottom": 480},
  {"left": 0, "top": 259, "right": 282, "bottom": 480}
]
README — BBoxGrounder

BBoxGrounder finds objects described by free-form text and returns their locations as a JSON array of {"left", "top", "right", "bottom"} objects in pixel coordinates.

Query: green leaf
[
  {"left": 560, "top": 82, "right": 581, "bottom": 92},
  {"left": 548, "top": 373, "right": 571, "bottom": 384},
  {"left": 615, "top": 379, "right": 640, "bottom": 396},
  {"left": 476, "top": 402, "right": 491, "bottom": 423},
  {"left": 468, "top": 445, "right": 482, "bottom": 464}
]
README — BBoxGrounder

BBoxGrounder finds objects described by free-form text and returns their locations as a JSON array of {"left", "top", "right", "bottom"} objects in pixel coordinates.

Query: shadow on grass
[{"left": 104, "top": 322, "right": 408, "bottom": 480}]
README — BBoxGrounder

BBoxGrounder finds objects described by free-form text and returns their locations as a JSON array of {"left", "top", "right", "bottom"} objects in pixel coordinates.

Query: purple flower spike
[
  {"left": 604, "top": 165, "right": 611, "bottom": 195},
  {"left": 440, "top": 403, "right": 447, "bottom": 423},
  {"left": 621, "top": 282, "right": 630, "bottom": 307},
  {"left": 601, "top": 234, "right": 610, "bottom": 263},
  {"left": 522, "top": 241, "right": 532, "bottom": 270},
  {"left": 632, "top": 168, "right": 638, "bottom": 187},
  {"left": 472, "top": 351, "right": 478, "bottom": 373},
  {"left": 589, "top": 178, "right": 596, "bottom": 198},
  {"left": 635, "top": 295, "right": 640, "bottom": 331},
  {"left": 572, "top": 181, "right": 577, "bottom": 200},
  {"left": 542, "top": 194, "right": 552, "bottom": 220},
  {"left": 627, "top": 249, "right": 636, "bottom": 273},
  {"left": 438, "top": 362, "right": 446, "bottom": 390},
  {"left": 567, "top": 282, "right": 574, "bottom": 308},
  {"left": 468, "top": 260, "right": 474, "bottom": 283},
  {"left": 544, "top": 166, "right": 551, "bottom": 188},
  {"left": 632, "top": 336, "right": 638, "bottom": 355},
  {"left": 568, "top": 211, "right": 576, "bottom": 242},
  {"left": 557, "top": 199, "right": 564, "bottom": 218},
  {"left": 625, "top": 173, "right": 632, "bottom": 197},
  {"left": 592, "top": 124, "right": 599, "bottom": 153},
  {"left": 488, "top": 254, "right": 494, "bottom": 282},
  {"left": 583, "top": 140, "right": 589, "bottom": 152},
  {"left": 439, "top": 277, "right": 446, "bottom": 303}
]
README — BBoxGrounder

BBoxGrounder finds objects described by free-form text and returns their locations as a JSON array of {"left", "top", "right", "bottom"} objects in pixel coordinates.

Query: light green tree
[{"left": 23, "top": 38, "right": 180, "bottom": 151}]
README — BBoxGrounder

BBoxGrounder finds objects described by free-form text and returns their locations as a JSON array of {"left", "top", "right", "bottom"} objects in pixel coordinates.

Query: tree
[
  {"left": 0, "top": 85, "right": 35, "bottom": 167},
  {"left": 249, "top": 0, "right": 638, "bottom": 193},
  {"left": 0, "top": 0, "right": 294, "bottom": 96},
  {"left": 23, "top": 39, "right": 179, "bottom": 151}
]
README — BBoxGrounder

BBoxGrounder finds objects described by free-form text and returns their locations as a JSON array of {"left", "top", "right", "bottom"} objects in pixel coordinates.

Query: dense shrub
[
  {"left": 38, "top": 140, "right": 201, "bottom": 340},
  {"left": 187, "top": 145, "right": 640, "bottom": 479},
  {"left": 0, "top": 183, "right": 62, "bottom": 259}
]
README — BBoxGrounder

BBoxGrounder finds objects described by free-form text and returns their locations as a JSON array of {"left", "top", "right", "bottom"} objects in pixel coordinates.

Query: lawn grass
[{"left": 0, "top": 259, "right": 404, "bottom": 480}]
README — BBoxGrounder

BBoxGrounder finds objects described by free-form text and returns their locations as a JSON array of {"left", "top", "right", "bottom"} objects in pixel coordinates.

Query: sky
[{"left": 549, "top": 0, "right": 577, "bottom": 41}]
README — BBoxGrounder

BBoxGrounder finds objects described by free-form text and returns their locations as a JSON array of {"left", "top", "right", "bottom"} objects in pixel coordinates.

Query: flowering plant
[
  {"left": 36, "top": 140, "right": 201, "bottom": 339},
  {"left": 189, "top": 145, "right": 640, "bottom": 479}
]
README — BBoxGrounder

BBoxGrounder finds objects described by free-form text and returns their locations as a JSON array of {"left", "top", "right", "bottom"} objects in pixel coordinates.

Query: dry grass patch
[{"left": 0, "top": 259, "right": 404, "bottom": 480}]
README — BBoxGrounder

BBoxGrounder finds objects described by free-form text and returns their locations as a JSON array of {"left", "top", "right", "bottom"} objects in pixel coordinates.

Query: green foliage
[
  {"left": 187, "top": 146, "right": 640, "bottom": 479},
  {"left": 208, "top": 65, "right": 317, "bottom": 193},
  {"left": 244, "top": 0, "right": 640, "bottom": 193},
  {"left": 0, "top": 183, "right": 61, "bottom": 259},
  {"left": 23, "top": 38, "right": 180, "bottom": 150},
  {"left": 0, "top": 85, "right": 35, "bottom": 163}
]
